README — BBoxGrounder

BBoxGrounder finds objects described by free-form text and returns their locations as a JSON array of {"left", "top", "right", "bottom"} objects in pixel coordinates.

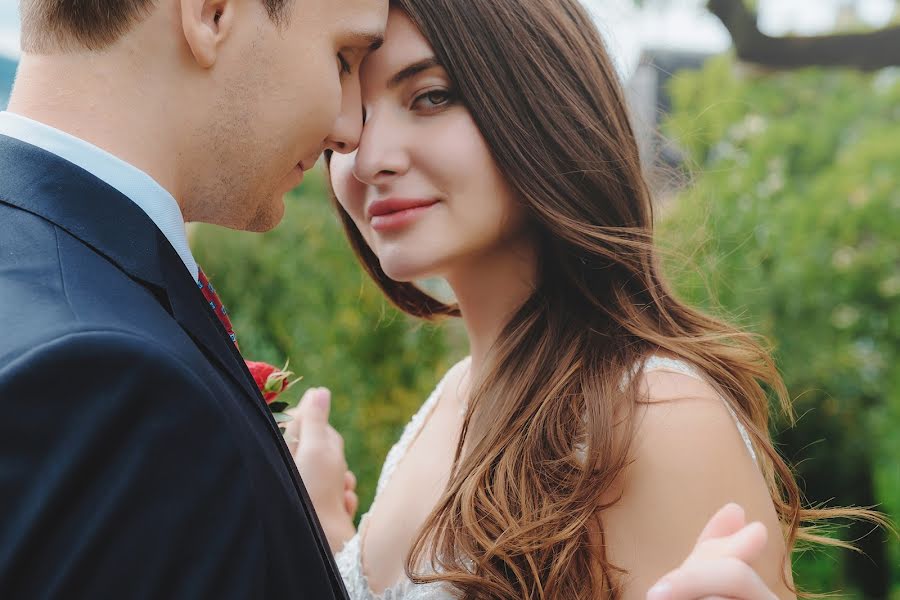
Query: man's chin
[
  {"left": 243, "top": 197, "right": 286, "bottom": 233},
  {"left": 188, "top": 192, "right": 286, "bottom": 232}
]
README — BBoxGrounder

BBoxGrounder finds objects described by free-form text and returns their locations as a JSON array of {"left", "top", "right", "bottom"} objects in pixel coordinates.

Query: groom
[
  {"left": 0, "top": 0, "right": 386, "bottom": 597},
  {"left": 0, "top": 1, "right": 778, "bottom": 599}
]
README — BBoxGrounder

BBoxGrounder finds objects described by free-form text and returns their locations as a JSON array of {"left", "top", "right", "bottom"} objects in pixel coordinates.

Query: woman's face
[{"left": 329, "top": 8, "right": 528, "bottom": 283}]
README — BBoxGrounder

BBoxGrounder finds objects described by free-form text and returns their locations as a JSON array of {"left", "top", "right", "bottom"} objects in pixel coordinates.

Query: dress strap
[
  {"left": 374, "top": 356, "right": 472, "bottom": 497},
  {"left": 642, "top": 355, "right": 704, "bottom": 379},
  {"left": 640, "top": 356, "right": 758, "bottom": 465}
]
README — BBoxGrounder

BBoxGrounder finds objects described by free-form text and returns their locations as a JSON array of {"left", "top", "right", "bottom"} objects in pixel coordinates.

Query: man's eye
[{"left": 338, "top": 53, "right": 352, "bottom": 75}]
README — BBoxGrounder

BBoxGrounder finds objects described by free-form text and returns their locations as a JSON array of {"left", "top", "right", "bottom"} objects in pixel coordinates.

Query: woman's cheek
[{"left": 331, "top": 172, "right": 362, "bottom": 223}]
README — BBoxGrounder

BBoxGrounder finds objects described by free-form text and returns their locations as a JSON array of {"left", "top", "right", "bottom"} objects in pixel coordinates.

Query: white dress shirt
[{"left": 0, "top": 111, "right": 199, "bottom": 281}]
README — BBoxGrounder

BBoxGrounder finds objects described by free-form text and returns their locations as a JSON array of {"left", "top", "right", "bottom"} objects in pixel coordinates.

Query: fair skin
[
  {"left": 10, "top": 0, "right": 388, "bottom": 231},
  {"left": 291, "top": 8, "right": 794, "bottom": 600}
]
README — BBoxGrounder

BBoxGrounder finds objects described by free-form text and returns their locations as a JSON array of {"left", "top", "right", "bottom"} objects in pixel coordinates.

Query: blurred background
[{"left": 2, "top": 1, "right": 897, "bottom": 596}]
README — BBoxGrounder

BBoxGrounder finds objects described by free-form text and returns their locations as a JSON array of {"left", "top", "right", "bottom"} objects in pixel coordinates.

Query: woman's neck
[{"left": 446, "top": 236, "right": 538, "bottom": 379}]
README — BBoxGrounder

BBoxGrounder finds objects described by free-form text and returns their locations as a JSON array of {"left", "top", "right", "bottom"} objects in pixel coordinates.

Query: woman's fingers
[
  {"left": 696, "top": 503, "right": 747, "bottom": 544},
  {"left": 344, "top": 472, "right": 357, "bottom": 514},
  {"left": 693, "top": 521, "right": 769, "bottom": 566},
  {"left": 328, "top": 424, "right": 345, "bottom": 452},
  {"left": 286, "top": 387, "right": 331, "bottom": 455},
  {"left": 647, "top": 509, "right": 775, "bottom": 600},
  {"left": 298, "top": 387, "right": 332, "bottom": 444},
  {"left": 647, "top": 557, "right": 777, "bottom": 600},
  {"left": 286, "top": 386, "right": 357, "bottom": 552},
  {"left": 283, "top": 405, "right": 302, "bottom": 455},
  {"left": 344, "top": 489, "right": 359, "bottom": 519},
  {"left": 343, "top": 471, "right": 358, "bottom": 517}
]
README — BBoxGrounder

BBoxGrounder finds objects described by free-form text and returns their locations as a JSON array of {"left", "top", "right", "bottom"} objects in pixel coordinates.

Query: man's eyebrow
[
  {"left": 387, "top": 57, "right": 442, "bottom": 89},
  {"left": 349, "top": 31, "right": 385, "bottom": 51}
]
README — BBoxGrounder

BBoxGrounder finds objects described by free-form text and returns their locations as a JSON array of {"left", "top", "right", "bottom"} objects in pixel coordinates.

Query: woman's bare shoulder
[{"left": 595, "top": 368, "right": 792, "bottom": 599}]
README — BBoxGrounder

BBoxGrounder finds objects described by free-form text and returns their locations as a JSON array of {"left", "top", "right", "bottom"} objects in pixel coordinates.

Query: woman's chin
[
  {"left": 381, "top": 267, "right": 423, "bottom": 283},
  {"left": 378, "top": 259, "right": 434, "bottom": 284}
]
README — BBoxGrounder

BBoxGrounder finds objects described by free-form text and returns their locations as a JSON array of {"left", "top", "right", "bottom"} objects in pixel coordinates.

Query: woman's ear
[{"left": 180, "top": 0, "right": 236, "bottom": 69}]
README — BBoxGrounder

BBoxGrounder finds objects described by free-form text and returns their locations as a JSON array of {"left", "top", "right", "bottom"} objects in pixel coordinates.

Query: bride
[{"left": 286, "top": 0, "right": 859, "bottom": 597}]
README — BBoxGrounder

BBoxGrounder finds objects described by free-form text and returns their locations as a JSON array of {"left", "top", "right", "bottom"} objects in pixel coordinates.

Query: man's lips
[
  {"left": 367, "top": 198, "right": 439, "bottom": 219},
  {"left": 296, "top": 152, "right": 322, "bottom": 173}
]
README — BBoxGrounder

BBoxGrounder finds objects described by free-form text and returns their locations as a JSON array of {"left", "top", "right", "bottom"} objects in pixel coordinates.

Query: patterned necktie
[
  {"left": 197, "top": 268, "right": 238, "bottom": 346},
  {"left": 196, "top": 270, "right": 295, "bottom": 408}
]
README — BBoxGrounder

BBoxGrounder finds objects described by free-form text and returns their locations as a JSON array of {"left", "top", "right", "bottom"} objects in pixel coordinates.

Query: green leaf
[{"left": 272, "top": 412, "right": 294, "bottom": 424}]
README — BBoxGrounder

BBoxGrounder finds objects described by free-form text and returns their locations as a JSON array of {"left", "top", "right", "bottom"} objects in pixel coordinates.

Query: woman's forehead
[{"left": 360, "top": 9, "right": 436, "bottom": 85}]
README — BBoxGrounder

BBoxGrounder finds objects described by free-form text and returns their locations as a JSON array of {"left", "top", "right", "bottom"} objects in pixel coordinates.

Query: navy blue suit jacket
[{"left": 0, "top": 135, "right": 348, "bottom": 599}]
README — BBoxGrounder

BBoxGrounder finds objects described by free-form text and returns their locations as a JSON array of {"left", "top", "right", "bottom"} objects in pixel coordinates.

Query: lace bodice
[
  {"left": 335, "top": 358, "right": 469, "bottom": 600},
  {"left": 334, "top": 356, "right": 757, "bottom": 600}
]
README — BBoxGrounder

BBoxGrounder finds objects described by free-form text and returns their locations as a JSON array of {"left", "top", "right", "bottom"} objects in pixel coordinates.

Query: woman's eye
[{"left": 412, "top": 89, "right": 454, "bottom": 111}]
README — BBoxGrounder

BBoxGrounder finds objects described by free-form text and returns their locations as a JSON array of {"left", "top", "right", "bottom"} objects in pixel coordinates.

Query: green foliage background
[
  {"left": 192, "top": 58, "right": 899, "bottom": 598},
  {"left": 192, "top": 175, "right": 463, "bottom": 515},
  {"left": 660, "top": 57, "right": 900, "bottom": 597}
]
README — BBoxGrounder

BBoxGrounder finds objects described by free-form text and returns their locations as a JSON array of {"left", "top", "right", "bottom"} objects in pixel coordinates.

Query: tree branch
[{"left": 707, "top": 0, "right": 900, "bottom": 70}]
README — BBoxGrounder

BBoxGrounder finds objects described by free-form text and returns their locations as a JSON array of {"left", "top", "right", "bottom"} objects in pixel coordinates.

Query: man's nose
[{"left": 324, "top": 82, "right": 363, "bottom": 155}]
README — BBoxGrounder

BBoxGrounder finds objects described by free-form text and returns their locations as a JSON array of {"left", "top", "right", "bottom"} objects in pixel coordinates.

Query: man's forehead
[
  {"left": 341, "top": 0, "right": 389, "bottom": 21},
  {"left": 333, "top": 0, "right": 388, "bottom": 38}
]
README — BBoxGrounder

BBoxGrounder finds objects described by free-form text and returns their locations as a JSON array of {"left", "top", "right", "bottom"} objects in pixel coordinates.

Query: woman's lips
[{"left": 368, "top": 198, "right": 439, "bottom": 233}]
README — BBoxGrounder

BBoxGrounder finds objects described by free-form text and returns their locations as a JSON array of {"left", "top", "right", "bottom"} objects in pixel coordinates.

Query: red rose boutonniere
[{"left": 245, "top": 359, "right": 301, "bottom": 428}]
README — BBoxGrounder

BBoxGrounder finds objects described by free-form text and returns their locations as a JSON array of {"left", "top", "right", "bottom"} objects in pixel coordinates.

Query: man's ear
[{"left": 180, "top": 0, "right": 236, "bottom": 69}]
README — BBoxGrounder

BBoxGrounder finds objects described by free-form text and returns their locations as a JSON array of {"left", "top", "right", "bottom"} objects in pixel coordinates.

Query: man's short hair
[{"left": 20, "top": 0, "right": 292, "bottom": 53}]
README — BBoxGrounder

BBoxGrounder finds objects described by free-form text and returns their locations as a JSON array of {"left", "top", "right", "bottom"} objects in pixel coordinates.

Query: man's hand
[
  {"left": 286, "top": 387, "right": 358, "bottom": 553},
  {"left": 647, "top": 503, "right": 781, "bottom": 600}
]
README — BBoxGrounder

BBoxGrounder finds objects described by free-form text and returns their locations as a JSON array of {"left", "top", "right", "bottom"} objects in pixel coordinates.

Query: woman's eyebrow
[{"left": 387, "top": 57, "right": 442, "bottom": 89}]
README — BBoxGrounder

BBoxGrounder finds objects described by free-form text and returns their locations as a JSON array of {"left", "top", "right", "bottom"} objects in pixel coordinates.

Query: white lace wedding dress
[{"left": 334, "top": 355, "right": 758, "bottom": 600}]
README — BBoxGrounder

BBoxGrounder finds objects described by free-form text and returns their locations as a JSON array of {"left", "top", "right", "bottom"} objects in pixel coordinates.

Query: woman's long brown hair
[{"left": 328, "top": 0, "right": 888, "bottom": 597}]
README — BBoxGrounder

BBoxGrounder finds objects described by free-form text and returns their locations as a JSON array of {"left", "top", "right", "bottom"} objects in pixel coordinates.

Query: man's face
[{"left": 190, "top": 0, "right": 387, "bottom": 232}]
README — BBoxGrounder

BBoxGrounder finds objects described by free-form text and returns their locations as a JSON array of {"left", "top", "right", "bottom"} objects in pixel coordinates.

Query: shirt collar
[{"left": 0, "top": 110, "right": 199, "bottom": 281}]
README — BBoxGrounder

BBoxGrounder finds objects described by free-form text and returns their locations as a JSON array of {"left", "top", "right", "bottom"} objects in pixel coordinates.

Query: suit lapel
[
  {"left": 156, "top": 233, "right": 281, "bottom": 427},
  {"left": 159, "top": 231, "right": 348, "bottom": 597}
]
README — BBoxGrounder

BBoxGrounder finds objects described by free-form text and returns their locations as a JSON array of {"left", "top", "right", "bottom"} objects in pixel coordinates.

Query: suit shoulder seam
[{"left": 52, "top": 226, "right": 79, "bottom": 322}]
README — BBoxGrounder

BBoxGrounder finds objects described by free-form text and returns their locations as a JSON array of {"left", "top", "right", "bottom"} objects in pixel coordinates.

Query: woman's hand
[
  {"left": 286, "top": 387, "right": 358, "bottom": 553},
  {"left": 647, "top": 503, "right": 784, "bottom": 600}
]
